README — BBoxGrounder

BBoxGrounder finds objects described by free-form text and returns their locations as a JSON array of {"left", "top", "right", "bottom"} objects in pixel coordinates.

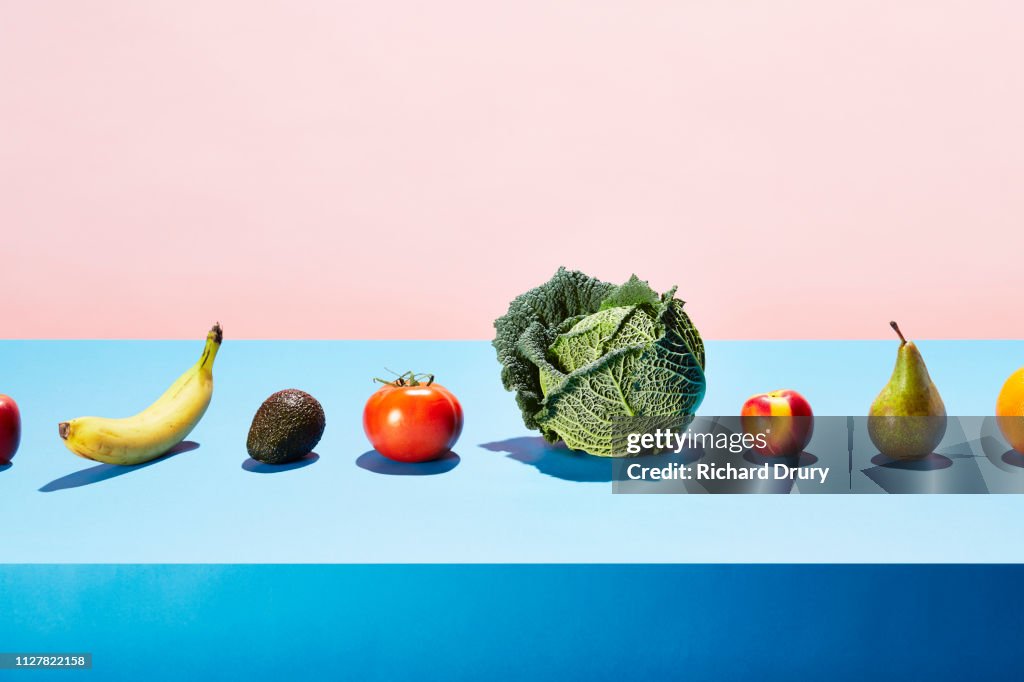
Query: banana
[{"left": 58, "top": 323, "right": 223, "bottom": 465}]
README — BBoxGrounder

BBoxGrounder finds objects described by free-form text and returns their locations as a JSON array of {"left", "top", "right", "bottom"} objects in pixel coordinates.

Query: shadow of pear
[
  {"left": 870, "top": 452, "right": 952, "bottom": 471},
  {"left": 862, "top": 451, "right": 990, "bottom": 494},
  {"left": 40, "top": 441, "right": 200, "bottom": 492}
]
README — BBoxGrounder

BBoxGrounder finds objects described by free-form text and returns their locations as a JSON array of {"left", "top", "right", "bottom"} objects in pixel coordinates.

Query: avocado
[{"left": 246, "top": 389, "right": 326, "bottom": 464}]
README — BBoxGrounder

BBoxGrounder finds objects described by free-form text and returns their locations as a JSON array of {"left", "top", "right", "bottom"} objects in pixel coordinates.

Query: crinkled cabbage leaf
[{"left": 493, "top": 268, "right": 706, "bottom": 456}]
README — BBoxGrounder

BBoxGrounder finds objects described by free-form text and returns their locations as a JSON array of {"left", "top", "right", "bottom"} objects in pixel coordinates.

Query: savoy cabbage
[{"left": 493, "top": 268, "right": 706, "bottom": 456}]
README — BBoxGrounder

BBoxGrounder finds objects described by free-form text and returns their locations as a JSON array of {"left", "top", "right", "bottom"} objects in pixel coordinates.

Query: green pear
[{"left": 868, "top": 321, "right": 947, "bottom": 460}]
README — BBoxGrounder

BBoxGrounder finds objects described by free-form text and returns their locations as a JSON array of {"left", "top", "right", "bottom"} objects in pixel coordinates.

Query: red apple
[
  {"left": 0, "top": 394, "right": 20, "bottom": 464},
  {"left": 740, "top": 389, "right": 814, "bottom": 457}
]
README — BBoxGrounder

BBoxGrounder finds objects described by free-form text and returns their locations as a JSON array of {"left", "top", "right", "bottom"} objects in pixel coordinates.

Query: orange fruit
[{"left": 996, "top": 367, "right": 1024, "bottom": 453}]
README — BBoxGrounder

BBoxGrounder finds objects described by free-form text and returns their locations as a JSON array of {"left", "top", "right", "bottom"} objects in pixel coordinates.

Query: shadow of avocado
[
  {"left": 356, "top": 450, "right": 460, "bottom": 476},
  {"left": 479, "top": 437, "right": 611, "bottom": 482},
  {"left": 39, "top": 441, "right": 200, "bottom": 492},
  {"left": 0, "top": 462, "right": 11, "bottom": 473},
  {"left": 242, "top": 452, "right": 319, "bottom": 473}
]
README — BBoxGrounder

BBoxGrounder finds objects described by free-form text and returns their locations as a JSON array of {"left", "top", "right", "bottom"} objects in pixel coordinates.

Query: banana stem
[{"left": 199, "top": 323, "right": 223, "bottom": 370}]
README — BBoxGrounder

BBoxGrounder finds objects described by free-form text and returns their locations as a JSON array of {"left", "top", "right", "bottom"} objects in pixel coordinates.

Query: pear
[{"left": 867, "top": 321, "right": 947, "bottom": 460}]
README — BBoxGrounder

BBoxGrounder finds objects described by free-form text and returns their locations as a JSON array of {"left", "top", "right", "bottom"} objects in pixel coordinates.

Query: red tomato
[{"left": 363, "top": 373, "right": 463, "bottom": 463}]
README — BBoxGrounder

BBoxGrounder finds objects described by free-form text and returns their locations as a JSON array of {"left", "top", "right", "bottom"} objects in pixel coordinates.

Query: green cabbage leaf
[{"left": 493, "top": 268, "right": 706, "bottom": 456}]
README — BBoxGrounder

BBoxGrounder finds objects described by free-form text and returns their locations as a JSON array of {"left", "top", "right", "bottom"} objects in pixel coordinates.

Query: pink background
[{"left": 2, "top": 1, "right": 1021, "bottom": 340}]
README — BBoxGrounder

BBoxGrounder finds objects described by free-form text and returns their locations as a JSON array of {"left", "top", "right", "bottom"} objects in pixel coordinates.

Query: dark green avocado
[{"left": 246, "top": 389, "right": 326, "bottom": 464}]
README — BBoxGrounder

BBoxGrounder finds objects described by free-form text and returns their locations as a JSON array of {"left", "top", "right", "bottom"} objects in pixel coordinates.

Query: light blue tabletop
[{"left": 1, "top": 339, "right": 1023, "bottom": 563}]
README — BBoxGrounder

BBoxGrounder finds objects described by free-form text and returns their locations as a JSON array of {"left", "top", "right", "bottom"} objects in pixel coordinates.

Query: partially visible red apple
[
  {"left": 0, "top": 394, "right": 21, "bottom": 464},
  {"left": 740, "top": 389, "right": 814, "bottom": 457}
]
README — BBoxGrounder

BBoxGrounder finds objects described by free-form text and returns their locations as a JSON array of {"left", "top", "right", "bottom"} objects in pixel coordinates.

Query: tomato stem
[{"left": 373, "top": 371, "right": 436, "bottom": 387}]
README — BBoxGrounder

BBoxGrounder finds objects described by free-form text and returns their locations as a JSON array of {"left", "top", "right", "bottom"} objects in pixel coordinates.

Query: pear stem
[{"left": 890, "top": 321, "right": 907, "bottom": 344}]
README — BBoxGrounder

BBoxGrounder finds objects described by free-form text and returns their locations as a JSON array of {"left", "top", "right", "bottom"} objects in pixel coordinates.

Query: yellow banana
[{"left": 58, "top": 323, "right": 223, "bottom": 465}]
